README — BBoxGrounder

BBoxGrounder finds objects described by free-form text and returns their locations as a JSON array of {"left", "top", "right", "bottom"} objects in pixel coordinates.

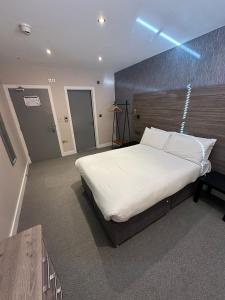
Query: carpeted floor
[{"left": 18, "top": 147, "right": 225, "bottom": 300}]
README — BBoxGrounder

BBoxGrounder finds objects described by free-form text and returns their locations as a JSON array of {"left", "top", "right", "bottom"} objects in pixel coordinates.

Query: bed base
[{"left": 81, "top": 177, "right": 195, "bottom": 247}]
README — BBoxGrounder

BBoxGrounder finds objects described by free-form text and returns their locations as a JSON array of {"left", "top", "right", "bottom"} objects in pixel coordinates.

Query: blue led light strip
[
  {"left": 180, "top": 84, "right": 206, "bottom": 174},
  {"left": 136, "top": 17, "right": 159, "bottom": 34},
  {"left": 159, "top": 32, "right": 181, "bottom": 46},
  {"left": 180, "top": 83, "right": 192, "bottom": 133},
  {"left": 136, "top": 18, "right": 201, "bottom": 59}
]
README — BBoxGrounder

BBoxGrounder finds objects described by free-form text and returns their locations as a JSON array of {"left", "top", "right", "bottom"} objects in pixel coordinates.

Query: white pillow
[
  {"left": 164, "top": 132, "right": 216, "bottom": 165},
  {"left": 140, "top": 127, "right": 171, "bottom": 149}
]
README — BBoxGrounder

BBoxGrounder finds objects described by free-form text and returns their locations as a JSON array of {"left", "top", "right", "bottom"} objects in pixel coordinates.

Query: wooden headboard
[{"left": 133, "top": 84, "right": 225, "bottom": 174}]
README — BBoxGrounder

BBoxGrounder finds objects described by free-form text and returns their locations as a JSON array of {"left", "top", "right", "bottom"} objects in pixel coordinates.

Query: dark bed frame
[{"left": 81, "top": 177, "right": 196, "bottom": 247}]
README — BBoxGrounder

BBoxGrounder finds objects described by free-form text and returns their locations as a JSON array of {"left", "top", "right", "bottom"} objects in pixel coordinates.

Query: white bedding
[{"left": 75, "top": 145, "right": 204, "bottom": 222}]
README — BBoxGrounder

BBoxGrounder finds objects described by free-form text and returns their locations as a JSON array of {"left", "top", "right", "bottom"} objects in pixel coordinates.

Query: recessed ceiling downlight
[
  {"left": 19, "top": 23, "right": 32, "bottom": 35},
  {"left": 98, "top": 16, "right": 106, "bottom": 24},
  {"left": 46, "top": 49, "right": 52, "bottom": 55}
]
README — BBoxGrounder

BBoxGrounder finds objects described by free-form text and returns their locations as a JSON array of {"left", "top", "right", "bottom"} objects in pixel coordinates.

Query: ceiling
[{"left": 0, "top": 0, "right": 225, "bottom": 73}]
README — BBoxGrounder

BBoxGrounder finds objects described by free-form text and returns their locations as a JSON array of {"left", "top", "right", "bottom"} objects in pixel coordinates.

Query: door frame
[
  {"left": 64, "top": 86, "right": 99, "bottom": 152},
  {"left": 3, "top": 84, "right": 63, "bottom": 162}
]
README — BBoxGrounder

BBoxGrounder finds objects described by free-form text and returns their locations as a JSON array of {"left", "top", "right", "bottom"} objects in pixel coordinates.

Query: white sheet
[{"left": 75, "top": 145, "right": 203, "bottom": 222}]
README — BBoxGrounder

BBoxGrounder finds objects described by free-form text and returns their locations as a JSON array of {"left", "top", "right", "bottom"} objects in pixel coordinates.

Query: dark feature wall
[{"left": 114, "top": 26, "right": 225, "bottom": 138}]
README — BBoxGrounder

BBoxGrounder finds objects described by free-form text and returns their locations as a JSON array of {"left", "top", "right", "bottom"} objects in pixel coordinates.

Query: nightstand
[
  {"left": 194, "top": 171, "right": 225, "bottom": 221},
  {"left": 112, "top": 140, "right": 139, "bottom": 149},
  {"left": 120, "top": 141, "right": 139, "bottom": 148}
]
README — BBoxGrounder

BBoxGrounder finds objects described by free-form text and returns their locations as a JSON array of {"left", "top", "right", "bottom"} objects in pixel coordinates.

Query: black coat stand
[{"left": 112, "top": 101, "right": 131, "bottom": 148}]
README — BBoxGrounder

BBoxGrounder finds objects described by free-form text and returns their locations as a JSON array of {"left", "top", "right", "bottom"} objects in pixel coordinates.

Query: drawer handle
[
  {"left": 43, "top": 285, "right": 48, "bottom": 293},
  {"left": 42, "top": 256, "right": 47, "bottom": 293},
  {"left": 56, "top": 286, "right": 63, "bottom": 299},
  {"left": 50, "top": 272, "right": 57, "bottom": 290},
  {"left": 42, "top": 255, "right": 50, "bottom": 292},
  {"left": 46, "top": 255, "right": 50, "bottom": 289},
  {"left": 50, "top": 272, "right": 56, "bottom": 281}
]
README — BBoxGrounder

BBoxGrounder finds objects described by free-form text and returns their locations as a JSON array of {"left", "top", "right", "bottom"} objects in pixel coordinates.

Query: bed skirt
[{"left": 81, "top": 177, "right": 196, "bottom": 247}]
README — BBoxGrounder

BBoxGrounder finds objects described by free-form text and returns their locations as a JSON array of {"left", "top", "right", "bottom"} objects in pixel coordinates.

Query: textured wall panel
[
  {"left": 133, "top": 84, "right": 225, "bottom": 174},
  {"left": 115, "top": 26, "right": 225, "bottom": 139}
]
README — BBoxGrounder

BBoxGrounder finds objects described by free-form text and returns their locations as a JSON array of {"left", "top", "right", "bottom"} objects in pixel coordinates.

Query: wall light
[
  {"left": 136, "top": 17, "right": 201, "bottom": 59},
  {"left": 98, "top": 56, "right": 102, "bottom": 62},
  {"left": 46, "top": 49, "right": 51, "bottom": 55}
]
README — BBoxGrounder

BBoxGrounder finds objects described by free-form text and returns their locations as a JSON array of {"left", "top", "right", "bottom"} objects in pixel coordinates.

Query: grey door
[
  {"left": 67, "top": 90, "right": 96, "bottom": 152},
  {"left": 9, "top": 88, "right": 61, "bottom": 162}
]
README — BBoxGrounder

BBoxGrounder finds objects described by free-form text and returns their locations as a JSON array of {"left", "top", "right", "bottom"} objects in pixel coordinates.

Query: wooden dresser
[{"left": 0, "top": 225, "right": 63, "bottom": 300}]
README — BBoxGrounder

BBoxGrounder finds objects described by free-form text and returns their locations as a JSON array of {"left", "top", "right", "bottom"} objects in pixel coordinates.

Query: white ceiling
[{"left": 0, "top": 0, "right": 225, "bottom": 73}]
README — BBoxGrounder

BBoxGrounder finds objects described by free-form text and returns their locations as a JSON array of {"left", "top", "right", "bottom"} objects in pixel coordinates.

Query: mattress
[{"left": 75, "top": 145, "right": 203, "bottom": 222}]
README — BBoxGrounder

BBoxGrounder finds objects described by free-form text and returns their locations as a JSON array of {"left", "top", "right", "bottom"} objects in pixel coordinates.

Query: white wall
[
  {"left": 0, "top": 63, "right": 115, "bottom": 241},
  {"left": 0, "top": 63, "right": 115, "bottom": 154},
  {"left": 0, "top": 83, "right": 28, "bottom": 241}
]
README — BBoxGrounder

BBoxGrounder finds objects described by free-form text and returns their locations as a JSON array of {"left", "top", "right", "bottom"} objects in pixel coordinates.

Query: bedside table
[
  {"left": 120, "top": 141, "right": 139, "bottom": 148},
  {"left": 112, "top": 141, "right": 139, "bottom": 149},
  {"left": 194, "top": 171, "right": 225, "bottom": 221}
]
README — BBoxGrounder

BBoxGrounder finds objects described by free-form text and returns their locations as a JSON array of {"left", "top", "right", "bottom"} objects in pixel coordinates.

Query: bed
[
  {"left": 75, "top": 138, "right": 212, "bottom": 246},
  {"left": 75, "top": 81, "right": 225, "bottom": 246},
  {"left": 76, "top": 144, "right": 203, "bottom": 221}
]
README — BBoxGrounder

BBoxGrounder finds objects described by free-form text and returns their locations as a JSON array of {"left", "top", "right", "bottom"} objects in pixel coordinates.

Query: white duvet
[{"left": 75, "top": 145, "right": 203, "bottom": 222}]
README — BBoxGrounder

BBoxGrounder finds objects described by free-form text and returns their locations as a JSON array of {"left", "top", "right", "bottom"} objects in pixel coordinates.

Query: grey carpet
[{"left": 18, "top": 148, "right": 225, "bottom": 300}]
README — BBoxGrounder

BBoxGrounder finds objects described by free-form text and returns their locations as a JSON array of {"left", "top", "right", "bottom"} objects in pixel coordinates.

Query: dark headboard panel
[
  {"left": 133, "top": 84, "right": 225, "bottom": 174},
  {"left": 133, "top": 88, "right": 186, "bottom": 138}
]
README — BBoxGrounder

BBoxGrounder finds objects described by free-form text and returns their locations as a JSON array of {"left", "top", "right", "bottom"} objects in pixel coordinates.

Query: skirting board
[
  {"left": 97, "top": 142, "right": 111, "bottom": 148},
  {"left": 62, "top": 150, "right": 76, "bottom": 157},
  {"left": 9, "top": 162, "right": 29, "bottom": 237},
  {"left": 62, "top": 143, "right": 111, "bottom": 156}
]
